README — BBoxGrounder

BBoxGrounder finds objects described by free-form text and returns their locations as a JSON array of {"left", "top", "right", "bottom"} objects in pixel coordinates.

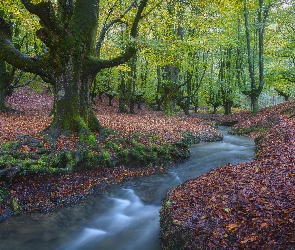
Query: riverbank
[
  {"left": 160, "top": 100, "right": 295, "bottom": 249},
  {"left": 0, "top": 87, "right": 223, "bottom": 220}
]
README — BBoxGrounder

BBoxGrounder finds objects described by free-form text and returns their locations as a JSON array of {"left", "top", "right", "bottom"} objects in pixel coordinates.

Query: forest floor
[
  {"left": 1, "top": 87, "right": 295, "bottom": 249},
  {"left": 160, "top": 100, "right": 295, "bottom": 249},
  {"left": 0, "top": 87, "right": 222, "bottom": 217}
]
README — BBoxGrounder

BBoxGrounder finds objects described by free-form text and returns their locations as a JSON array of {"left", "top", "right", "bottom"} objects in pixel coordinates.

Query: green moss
[
  {"left": 112, "top": 143, "right": 120, "bottom": 152},
  {"left": 0, "top": 155, "right": 16, "bottom": 163},
  {"left": 120, "top": 148, "right": 129, "bottom": 157},
  {"left": 154, "top": 145, "right": 171, "bottom": 159},
  {"left": 130, "top": 147, "right": 146, "bottom": 161},
  {"left": 229, "top": 125, "right": 270, "bottom": 136},
  {"left": 164, "top": 200, "right": 172, "bottom": 207},
  {"left": 79, "top": 132, "right": 97, "bottom": 149},
  {"left": 181, "top": 132, "right": 195, "bottom": 146},
  {"left": 0, "top": 189, "right": 3, "bottom": 202},
  {"left": 0, "top": 141, "right": 21, "bottom": 151},
  {"left": 11, "top": 197, "right": 20, "bottom": 214},
  {"left": 105, "top": 141, "right": 121, "bottom": 153},
  {"left": 29, "top": 164, "right": 43, "bottom": 172},
  {"left": 102, "top": 150, "right": 110, "bottom": 165}
]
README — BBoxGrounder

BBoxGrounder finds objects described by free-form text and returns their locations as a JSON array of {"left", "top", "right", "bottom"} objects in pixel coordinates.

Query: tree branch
[
  {"left": 96, "top": 0, "right": 137, "bottom": 54},
  {"left": 21, "top": 0, "right": 64, "bottom": 35},
  {"left": 130, "top": 0, "right": 148, "bottom": 37},
  {"left": 89, "top": 46, "right": 137, "bottom": 72},
  {"left": 96, "top": 18, "right": 127, "bottom": 54},
  {"left": 90, "top": 0, "right": 148, "bottom": 74},
  {"left": 141, "top": 0, "right": 163, "bottom": 18},
  {"left": 0, "top": 34, "right": 51, "bottom": 82},
  {"left": 0, "top": 16, "right": 13, "bottom": 38}
]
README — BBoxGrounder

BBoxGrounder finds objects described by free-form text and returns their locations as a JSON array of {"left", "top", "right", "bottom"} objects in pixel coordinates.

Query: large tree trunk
[
  {"left": 0, "top": 0, "right": 148, "bottom": 135},
  {"left": 251, "top": 94, "right": 259, "bottom": 115},
  {"left": 47, "top": 59, "right": 102, "bottom": 135},
  {"left": 224, "top": 101, "right": 233, "bottom": 115},
  {"left": 243, "top": 0, "right": 270, "bottom": 115},
  {"left": 0, "top": 59, "right": 15, "bottom": 112},
  {"left": 118, "top": 72, "right": 128, "bottom": 113},
  {"left": 0, "top": 86, "right": 6, "bottom": 111}
]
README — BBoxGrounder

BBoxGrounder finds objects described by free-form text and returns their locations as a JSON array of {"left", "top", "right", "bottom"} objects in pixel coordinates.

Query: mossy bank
[{"left": 0, "top": 127, "right": 223, "bottom": 221}]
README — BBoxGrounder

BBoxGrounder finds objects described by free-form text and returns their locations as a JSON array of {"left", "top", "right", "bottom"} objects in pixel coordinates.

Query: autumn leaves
[{"left": 160, "top": 100, "right": 295, "bottom": 249}]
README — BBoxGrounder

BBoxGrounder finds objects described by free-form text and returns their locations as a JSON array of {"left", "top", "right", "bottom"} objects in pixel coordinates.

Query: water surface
[{"left": 0, "top": 127, "right": 254, "bottom": 250}]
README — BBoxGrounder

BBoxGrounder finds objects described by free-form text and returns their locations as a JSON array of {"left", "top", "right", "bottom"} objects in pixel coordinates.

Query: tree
[
  {"left": 240, "top": 0, "right": 273, "bottom": 115},
  {"left": 0, "top": 0, "right": 149, "bottom": 136},
  {"left": 205, "top": 84, "right": 223, "bottom": 114},
  {"left": 218, "top": 48, "right": 237, "bottom": 115},
  {"left": 0, "top": 8, "right": 42, "bottom": 112},
  {"left": 117, "top": 56, "right": 138, "bottom": 114},
  {"left": 0, "top": 9, "right": 22, "bottom": 112},
  {"left": 0, "top": 60, "right": 15, "bottom": 112},
  {"left": 266, "top": 0, "right": 295, "bottom": 101}
]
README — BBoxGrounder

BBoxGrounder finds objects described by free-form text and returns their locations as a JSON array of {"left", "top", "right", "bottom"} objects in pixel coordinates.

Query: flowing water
[{"left": 0, "top": 127, "right": 255, "bottom": 250}]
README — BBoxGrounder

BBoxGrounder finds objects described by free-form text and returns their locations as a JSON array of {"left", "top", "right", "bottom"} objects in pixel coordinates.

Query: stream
[{"left": 0, "top": 126, "right": 255, "bottom": 250}]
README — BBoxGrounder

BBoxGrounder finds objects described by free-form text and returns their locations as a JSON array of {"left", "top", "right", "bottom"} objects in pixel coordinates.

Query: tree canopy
[{"left": 0, "top": 0, "right": 294, "bottom": 132}]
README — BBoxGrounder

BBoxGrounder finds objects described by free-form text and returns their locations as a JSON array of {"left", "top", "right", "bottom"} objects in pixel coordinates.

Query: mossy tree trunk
[
  {"left": 219, "top": 48, "right": 234, "bottom": 116},
  {"left": 224, "top": 101, "right": 233, "bottom": 115},
  {"left": 0, "top": 0, "right": 148, "bottom": 135},
  {"left": 128, "top": 56, "right": 137, "bottom": 114},
  {"left": 251, "top": 94, "right": 259, "bottom": 116},
  {"left": 0, "top": 59, "right": 15, "bottom": 112},
  {"left": 0, "top": 16, "right": 16, "bottom": 113},
  {"left": 48, "top": 60, "right": 101, "bottom": 134},
  {"left": 161, "top": 65, "right": 181, "bottom": 115},
  {"left": 242, "top": 0, "right": 271, "bottom": 115}
]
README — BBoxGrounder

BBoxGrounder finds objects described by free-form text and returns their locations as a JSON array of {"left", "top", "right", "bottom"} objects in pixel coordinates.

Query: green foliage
[
  {"left": 0, "top": 141, "right": 21, "bottom": 152},
  {"left": 80, "top": 133, "right": 96, "bottom": 146},
  {"left": 130, "top": 140, "right": 147, "bottom": 161},
  {"left": 229, "top": 125, "right": 270, "bottom": 136},
  {"left": 164, "top": 200, "right": 172, "bottom": 207},
  {"left": 101, "top": 150, "right": 111, "bottom": 166},
  {"left": 11, "top": 197, "right": 20, "bottom": 214},
  {"left": 0, "top": 189, "right": 3, "bottom": 202}
]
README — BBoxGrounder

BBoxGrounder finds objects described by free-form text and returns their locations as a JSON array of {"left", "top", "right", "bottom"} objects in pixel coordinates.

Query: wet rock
[
  {"left": 0, "top": 208, "right": 14, "bottom": 222},
  {"left": 2, "top": 208, "right": 14, "bottom": 217}
]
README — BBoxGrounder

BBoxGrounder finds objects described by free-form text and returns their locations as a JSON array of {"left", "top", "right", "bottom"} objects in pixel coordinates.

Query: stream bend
[{"left": 0, "top": 127, "right": 255, "bottom": 250}]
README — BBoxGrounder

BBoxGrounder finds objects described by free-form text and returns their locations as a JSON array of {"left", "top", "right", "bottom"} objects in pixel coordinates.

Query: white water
[
  {"left": 57, "top": 189, "right": 161, "bottom": 250},
  {"left": 0, "top": 127, "right": 254, "bottom": 250}
]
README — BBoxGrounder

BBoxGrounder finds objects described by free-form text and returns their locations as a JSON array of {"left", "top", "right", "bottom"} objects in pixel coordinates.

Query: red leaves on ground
[
  {"left": 163, "top": 161, "right": 295, "bottom": 249},
  {"left": 229, "top": 101, "right": 295, "bottom": 139},
  {"left": 1, "top": 88, "right": 221, "bottom": 147},
  {"left": 0, "top": 87, "right": 53, "bottom": 144},
  {"left": 7, "top": 165, "right": 165, "bottom": 213},
  {"left": 161, "top": 101, "right": 295, "bottom": 249},
  {"left": 0, "top": 87, "right": 221, "bottom": 214},
  {"left": 95, "top": 97, "right": 222, "bottom": 144}
]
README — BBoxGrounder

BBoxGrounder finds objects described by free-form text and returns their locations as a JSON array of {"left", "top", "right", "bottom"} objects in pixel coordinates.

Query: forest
[{"left": 0, "top": 0, "right": 295, "bottom": 249}]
